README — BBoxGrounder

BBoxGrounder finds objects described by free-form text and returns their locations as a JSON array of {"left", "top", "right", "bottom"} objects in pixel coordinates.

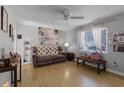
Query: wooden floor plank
[{"left": 18, "top": 61, "right": 124, "bottom": 87}]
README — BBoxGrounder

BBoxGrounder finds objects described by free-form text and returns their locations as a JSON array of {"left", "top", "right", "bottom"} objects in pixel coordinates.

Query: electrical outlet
[{"left": 112, "top": 62, "right": 117, "bottom": 66}]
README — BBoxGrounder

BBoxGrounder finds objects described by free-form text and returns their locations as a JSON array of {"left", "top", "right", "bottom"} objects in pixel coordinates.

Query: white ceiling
[{"left": 9, "top": 5, "right": 124, "bottom": 31}]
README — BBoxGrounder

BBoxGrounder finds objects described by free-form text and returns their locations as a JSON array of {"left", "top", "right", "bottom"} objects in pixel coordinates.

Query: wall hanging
[
  {"left": 1, "top": 6, "right": 8, "bottom": 32},
  {"left": 113, "top": 32, "right": 124, "bottom": 52},
  {"left": 9, "top": 24, "right": 14, "bottom": 41},
  {"left": 38, "top": 27, "right": 58, "bottom": 45}
]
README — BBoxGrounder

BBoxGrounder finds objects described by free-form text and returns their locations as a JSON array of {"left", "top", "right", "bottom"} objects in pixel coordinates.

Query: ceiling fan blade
[{"left": 70, "top": 16, "right": 84, "bottom": 19}]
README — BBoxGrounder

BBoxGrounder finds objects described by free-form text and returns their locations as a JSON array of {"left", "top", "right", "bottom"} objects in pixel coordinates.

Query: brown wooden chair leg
[
  {"left": 97, "top": 63, "right": 100, "bottom": 74},
  {"left": 14, "top": 68, "right": 17, "bottom": 87},
  {"left": 83, "top": 60, "right": 85, "bottom": 65},
  {"left": 103, "top": 63, "right": 106, "bottom": 71},
  {"left": 18, "top": 58, "right": 21, "bottom": 82},
  {"left": 77, "top": 58, "right": 79, "bottom": 65},
  {"left": 11, "top": 71, "right": 13, "bottom": 84}
]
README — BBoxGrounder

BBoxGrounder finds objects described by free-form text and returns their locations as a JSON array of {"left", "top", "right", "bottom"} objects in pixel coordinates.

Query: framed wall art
[
  {"left": 17, "top": 34, "right": 22, "bottom": 39},
  {"left": 9, "top": 24, "right": 12, "bottom": 37},
  {"left": 38, "top": 27, "right": 58, "bottom": 45},
  {"left": 11, "top": 25, "right": 14, "bottom": 41},
  {"left": 1, "top": 6, "right": 8, "bottom": 32},
  {"left": 9, "top": 24, "right": 14, "bottom": 41},
  {"left": 113, "top": 32, "right": 124, "bottom": 52}
]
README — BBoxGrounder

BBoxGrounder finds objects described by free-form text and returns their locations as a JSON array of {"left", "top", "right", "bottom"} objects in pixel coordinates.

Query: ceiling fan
[{"left": 60, "top": 9, "right": 84, "bottom": 21}]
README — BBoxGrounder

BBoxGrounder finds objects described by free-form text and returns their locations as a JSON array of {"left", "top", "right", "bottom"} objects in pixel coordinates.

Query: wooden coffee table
[{"left": 77, "top": 56, "right": 106, "bottom": 74}]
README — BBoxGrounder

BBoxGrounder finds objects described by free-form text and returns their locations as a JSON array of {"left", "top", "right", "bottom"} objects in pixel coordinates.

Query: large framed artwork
[
  {"left": 38, "top": 27, "right": 58, "bottom": 45},
  {"left": 1, "top": 6, "right": 8, "bottom": 32},
  {"left": 113, "top": 32, "right": 124, "bottom": 52}
]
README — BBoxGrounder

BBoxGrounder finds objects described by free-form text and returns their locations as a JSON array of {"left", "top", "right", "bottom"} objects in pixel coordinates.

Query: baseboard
[
  {"left": 75, "top": 60, "right": 124, "bottom": 77},
  {"left": 106, "top": 68, "right": 124, "bottom": 77}
]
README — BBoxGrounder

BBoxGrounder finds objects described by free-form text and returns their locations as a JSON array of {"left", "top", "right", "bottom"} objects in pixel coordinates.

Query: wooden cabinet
[{"left": 67, "top": 52, "right": 75, "bottom": 61}]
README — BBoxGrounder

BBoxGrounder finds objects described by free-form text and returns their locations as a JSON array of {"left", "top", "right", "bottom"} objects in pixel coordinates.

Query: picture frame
[
  {"left": 9, "top": 24, "right": 12, "bottom": 37},
  {"left": 1, "top": 6, "right": 8, "bottom": 32},
  {"left": 9, "top": 24, "right": 14, "bottom": 41},
  {"left": 118, "top": 32, "right": 124, "bottom": 42},
  {"left": 118, "top": 42, "right": 124, "bottom": 52},
  {"left": 113, "top": 32, "right": 118, "bottom": 43},
  {"left": 113, "top": 43, "right": 118, "bottom": 52},
  {"left": 113, "top": 32, "right": 124, "bottom": 52},
  {"left": 17, "top": 34, "right": 22, "bottom": 39},
  {"left": 11, "top": 25, "right": 14, "bottom": 41}
]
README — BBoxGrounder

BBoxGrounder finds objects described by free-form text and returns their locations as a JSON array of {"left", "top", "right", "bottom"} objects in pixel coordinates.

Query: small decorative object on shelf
[
  {"left": 67, "top": 52, "right": 75, "bottom": 61},
  {"left": 1, "top": 80, "right": 10, "bottom": 87},
  {"left": 10, "top": 52, "right": 20, "bottom": 66}
]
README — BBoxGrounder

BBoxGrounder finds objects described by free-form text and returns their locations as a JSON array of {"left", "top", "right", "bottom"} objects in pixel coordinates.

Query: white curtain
[
  {"left": 77, "top": 31, "right": 82, "bottom": 49},
  {"left": 77, "top": 31, "right": 84, "bottom": 55},
  {"left": 92, "top": 28, "right": 101, "bottom": 50}
]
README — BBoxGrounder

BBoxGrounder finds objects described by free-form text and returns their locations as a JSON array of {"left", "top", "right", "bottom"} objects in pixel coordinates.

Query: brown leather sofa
[
  {"left": 32, "top": 46, "right": 66, "bottom": 67},
  {"left": 32, "top": 54, "right": 66, "bottom": 67}
]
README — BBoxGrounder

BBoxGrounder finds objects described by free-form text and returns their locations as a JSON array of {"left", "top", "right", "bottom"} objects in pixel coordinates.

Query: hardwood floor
[{"left": 18, "top": 61, "right": 124, "bottom": 87}]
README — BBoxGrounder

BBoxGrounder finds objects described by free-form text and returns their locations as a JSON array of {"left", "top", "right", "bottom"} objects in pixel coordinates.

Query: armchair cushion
[{"left": 89, "top": 52, "right": 102, "bottom": 60}]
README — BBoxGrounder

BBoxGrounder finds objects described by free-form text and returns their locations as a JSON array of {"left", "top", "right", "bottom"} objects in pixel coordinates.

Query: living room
[{"left": 0, "top": 3, "right": 124, "bottom": 90}]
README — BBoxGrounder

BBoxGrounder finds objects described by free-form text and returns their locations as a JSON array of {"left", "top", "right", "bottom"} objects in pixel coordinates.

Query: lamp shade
[{"left": 64, "top": 42, "right": 70, "bottom": 47}]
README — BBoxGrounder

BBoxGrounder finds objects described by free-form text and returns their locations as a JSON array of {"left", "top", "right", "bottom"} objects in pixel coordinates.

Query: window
[
  {"left": 81, "top": 31, "right": 96, "bottom": 52},
  {"left": 79, "top": 28, "right": 107, "bottom": 53},
  {"left": 101, "top": 28, "right": 107, "bottom": 52}
]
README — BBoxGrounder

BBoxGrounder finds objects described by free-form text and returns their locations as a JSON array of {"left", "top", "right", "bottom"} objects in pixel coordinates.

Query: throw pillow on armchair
[
  {"left": 89, "top": 52, "right": 102, "bottom": 60},
  {"left": 83, "top": 53, "right": 90, "bottom": 59}
]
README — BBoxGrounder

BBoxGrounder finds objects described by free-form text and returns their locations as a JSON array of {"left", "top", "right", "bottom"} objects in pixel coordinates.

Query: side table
[
  {"left": 67, "top": 52, "right": 75, "bottom": 61},
  {"left": 0, "top": 65, "right": 17, "bottom": 87},
  {"left": 0, "top": 58, "right": 21, "bottom": 87}
]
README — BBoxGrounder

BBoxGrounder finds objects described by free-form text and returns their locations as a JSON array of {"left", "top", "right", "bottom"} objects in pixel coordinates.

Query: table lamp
[{"left": 64, "top": 42, "right": 70, "bottom": 52}]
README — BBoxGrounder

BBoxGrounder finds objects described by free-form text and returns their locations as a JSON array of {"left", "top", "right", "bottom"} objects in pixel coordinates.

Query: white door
[{"left": 23, "top": 38, "right": 31, "bottom": 64}]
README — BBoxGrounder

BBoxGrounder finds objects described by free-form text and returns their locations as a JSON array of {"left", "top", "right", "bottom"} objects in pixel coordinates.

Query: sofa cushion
[
  {"left": 38, "top": 55, "right": 54, "bottom": 62},
  {"left": 37, "top": 45, "right": 58, "bottom": 56},
  {"left": 52, "top": 55, "right": 66, "bottom": 60},
  {"left": 37, "top": 55, "right": 65, "bottom": 62}
]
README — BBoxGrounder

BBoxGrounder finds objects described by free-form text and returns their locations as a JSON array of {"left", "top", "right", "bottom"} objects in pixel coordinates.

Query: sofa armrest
[{"left": 32, "top": 54, "right": 38, "bottom": 67}]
